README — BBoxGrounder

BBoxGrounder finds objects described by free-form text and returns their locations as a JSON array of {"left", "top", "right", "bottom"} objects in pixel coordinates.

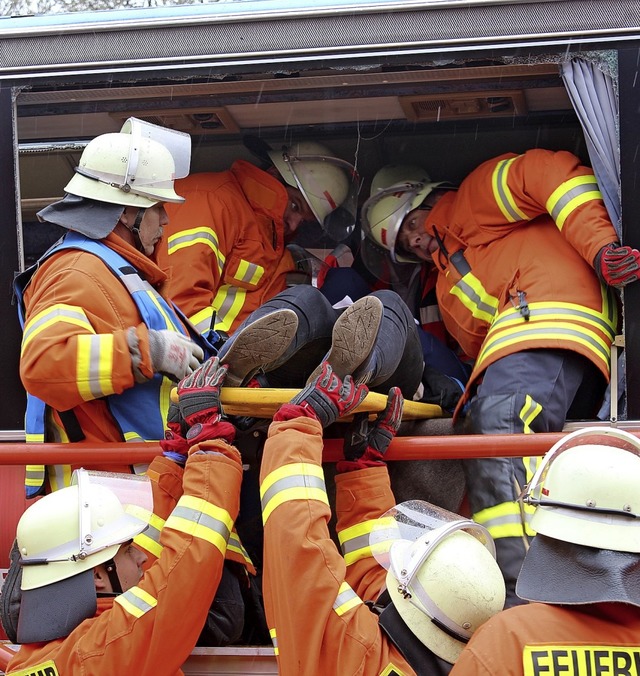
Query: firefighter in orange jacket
[
  {"left": 361, "top": 150, "right": 639, "bottom": 606},
  {"left": 259, "top": 360, "right": 506, "bottom": 675},
  {"left": 156, "top": 140, "right": 359, "bottom": 338},
  {"left": 14, "top": 119, "right": 207, "bottom": 494},
  {"left": 6, "top": 357, "right": 243, "bottom": 676},
  {"left": 451, "top": 427, "right": 640, "bottom": 676}
]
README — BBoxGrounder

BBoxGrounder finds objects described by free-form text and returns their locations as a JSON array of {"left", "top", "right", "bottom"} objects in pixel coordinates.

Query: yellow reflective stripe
[
  {"left": 519, "top": 395, "right": 542, "bottom": 434},
  {"left": 476, "top": 319, "right": 611, "bottom": 373},
  {"left": 115, "top": 585, "right": 157, "bottom": 618},
  {"left": 523, "top": 644, "right": 640, "bottom": 676},
  {"left": 233, "top": 259, "right": 265, "bottom": 286},
  {"left": 450, "top": 272, "right": 499, "bottom": 322},
  {"left": 492, "top": 157, "right": 529, "bottom": 222},
  {"left": 489, "top": 301, "right": 617, "bottom": 339},
  {"left": 546, "top": 175, "right": 602, "bottom": 231},
  {"left": 270, "top": 628, "right": 279, "bottom": 655},
  {"left": 48, "top": 464, "right": 73, "bottom": 492},
  {"left": 21, "top": 304, "right": 93, "bottom": 352},
  {"left": 25, "top": 433, "right": 45, "bottom": 443},
  {"left": 473, "top": 501, "right": 536, "bottom": 539},
  {"left": 524, "top": 456, "right": 542, "bottom": 484},
  {"left": 333, "top": 581, "right": 363, "bottom": 617},
  {"left": 134, "top": 512, "right": 165, "bottom": 559},
  {"left": 260, "top": 462, "right": 328, "bottom": 524},
  {"left": 124, "top": 430, "right": 145, "bottom": 442},
  {"left": 25, "top": 464, "right": 45, "bottom": 486},
  {"left": 166, "top": 494, "right": 234, "bottom": 554},
  {"left": 227, "top": 529, "right": 254, "bottom": 568},
  {"left": 191, "top": 305, "right": 215, "bottom": 335},
  {"left": 167, "top": 227, "right": 226, "bottom": 273},
  {"left": 145, "top": 289, "right": 181, "bottom": 331},
  {"left": 9, "top": 659, "right": 59, "bottom": 676},
  {"left": 212, "top": 284, "right": 247, "bottom": 333},
  {"left": 380, "top": 665, "right": 408, "bottom": 676},
  {"left": 339, "top": 519, "right": 379, "bottom": 566},
  {"left": 76, "top": 333, "right": 116, "bottom": 401}
]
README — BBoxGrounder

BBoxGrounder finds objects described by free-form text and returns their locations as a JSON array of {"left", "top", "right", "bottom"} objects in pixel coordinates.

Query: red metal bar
[
  {"left": 0, "top": 432, "right": 622, "bottom": 466},
  {"left": 0, "top": 641, "right": 16, "bottom": 670}
]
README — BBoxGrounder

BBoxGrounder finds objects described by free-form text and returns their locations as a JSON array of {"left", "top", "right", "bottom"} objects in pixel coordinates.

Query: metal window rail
[{"left": 4, "top": 432, "right": 640, "bottom": 465}]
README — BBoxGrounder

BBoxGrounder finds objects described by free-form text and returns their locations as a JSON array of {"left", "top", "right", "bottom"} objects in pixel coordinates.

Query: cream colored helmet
[
  {"left": 371, "top": 501, "right": 505, "bottom": 663},
  {"left": 361, "top": 164, "right": 447, "bottom": 263},
  {"left": 18, "top": 469, "right": 152, "bottom": 591},
  {"left": 521, "top": 426, "right": 640, "bottom": 552},
  {"left": 268, "top": 141, "right": 360, "bottom": 240},
  {"left": 65, "top": 117, "right": 190, "bottom": 208}
]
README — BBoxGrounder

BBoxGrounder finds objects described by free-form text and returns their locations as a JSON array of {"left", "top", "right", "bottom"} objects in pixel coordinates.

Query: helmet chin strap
[
  {"left": 125, "top": 208, "right": 147, "bottom": 253},
  {"left": 99, "top": 557, "right": 123, "bottom": 596}
]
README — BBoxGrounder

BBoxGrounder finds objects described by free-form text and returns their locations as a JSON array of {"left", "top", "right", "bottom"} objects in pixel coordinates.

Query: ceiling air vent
[
  {"left": 400, "top": 90, "right": 527, "bottom": 121},
  {"left": 110, "top": 107, "right": 240, "bottom": 135}
]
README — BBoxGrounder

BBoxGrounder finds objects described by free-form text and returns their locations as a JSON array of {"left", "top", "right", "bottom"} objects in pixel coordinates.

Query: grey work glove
[{"left": 148, "top": 329, "right": 204, "bottom": 382}]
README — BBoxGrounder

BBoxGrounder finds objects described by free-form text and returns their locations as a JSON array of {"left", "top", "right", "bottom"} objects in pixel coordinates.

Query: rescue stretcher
[{"left": 173, "top": 387, "right": 444, "bottom": 421}]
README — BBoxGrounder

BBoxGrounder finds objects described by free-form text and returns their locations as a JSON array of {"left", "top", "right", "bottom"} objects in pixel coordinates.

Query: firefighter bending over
[{"left": 361, "top": 150, "right": 640, "bottom": 606}]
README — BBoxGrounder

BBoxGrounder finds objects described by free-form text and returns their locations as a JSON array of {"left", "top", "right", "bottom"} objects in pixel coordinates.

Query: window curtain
[{"left": 561, "top": 56, "right": 624, "bottom": 420}]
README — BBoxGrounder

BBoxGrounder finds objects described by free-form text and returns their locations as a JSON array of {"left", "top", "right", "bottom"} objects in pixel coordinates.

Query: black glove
[
  {"left": 286, "top": 361, "right": 369, "bottom": 428},
  {"left": 338, "top": 387, "right": 403, "bottom": 472},
  {"left": 595, "top": 242, "right": 640, "bottom": 288},
  {"left": 420, "top": 365, "right": 465, "bottom": 413}
]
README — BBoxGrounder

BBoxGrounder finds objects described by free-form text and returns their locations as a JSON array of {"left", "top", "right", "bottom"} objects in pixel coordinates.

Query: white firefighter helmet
[
  {"left": 18, "top": 469, "right": 152, "bottom": 591},
  {"left": 370, "top": 501, "right": 506, "bottom": 663},
  {"left": 64, "top": 117, "right": 190, "bottom": 208},
  {"left": 268, "top": 141, "right": 360, "bottom": 240},
  {"left": 361, "top": 164, "right": 448, "bottom": 264},
  {"left": 521, "top": 426, "right": 640, "bottom": 553}
]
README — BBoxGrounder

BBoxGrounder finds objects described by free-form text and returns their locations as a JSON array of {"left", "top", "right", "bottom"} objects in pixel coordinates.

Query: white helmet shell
[
  {"left": 18, "top": 469, "right": 152, "bottom": 591},
  {"left": 523, "top": 427, "right": 640, "bottom": 553},
  {"left": 387, "top": 529, "right": 506, "bottom": 663},
  {"left": 65, "top": 117, "right": 190, "bottom": 207},
  {"left": 361, "top": 164, "right": 451, "bottom": 263},
  {"left": 268, "top": 141, "right": 358, "bottom": 237}
]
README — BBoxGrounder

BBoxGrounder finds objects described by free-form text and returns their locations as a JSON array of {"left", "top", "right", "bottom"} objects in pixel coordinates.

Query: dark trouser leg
[
  {"left": 463, "top": 349, "right": 605, "bottom": 608},
  {"left": 363, "top": 290, "right": 424, "bottom": 399},
  {"left": 219, "top": 286, "right": 338, "bottom": 387}
]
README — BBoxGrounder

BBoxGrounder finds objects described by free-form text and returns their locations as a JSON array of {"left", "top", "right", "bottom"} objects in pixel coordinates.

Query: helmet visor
[
  {"left": 284, "top": 152, "right": 361, "bottom": 241},
  {"left": 121, "top": 117, "right": 191, "bottom": 182},
  {"left": 73, "top": 469, "right": 153, "bottom": 560},
  {"left": 522, "top": 427, "right": 640, "bottom": 509},
  {"left": 369, "top": 500, "right": 494, "bottom": 572}
]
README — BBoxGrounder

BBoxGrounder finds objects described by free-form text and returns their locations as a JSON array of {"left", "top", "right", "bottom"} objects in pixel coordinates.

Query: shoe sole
[
  {"left": 306, "top": 296, "right": 383, "bottom": 384},
  {"left": 221, "top": 309, "right": 299, "bottom": 386}
]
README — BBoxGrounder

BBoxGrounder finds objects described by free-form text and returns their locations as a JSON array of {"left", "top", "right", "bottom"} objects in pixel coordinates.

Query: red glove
[
  {"left": 595, "top": 243, "right": 640, "bottom": 288},
  {"left": 177, "top": 356, "right": 228, "bottom": 428},
  {"left": 285, "top": 361, "right": 369, "bottom": 427},
  {"left": 337, "top": 387, "right": 404, "bottom": 472},
  {"left": 160, "top": 400, "right": 189, "bottom": 465}
]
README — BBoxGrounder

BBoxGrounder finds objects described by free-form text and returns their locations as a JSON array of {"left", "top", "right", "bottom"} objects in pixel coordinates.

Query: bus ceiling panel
[{"left": 0, "top": 0, "right": 638, "bottom": 81}]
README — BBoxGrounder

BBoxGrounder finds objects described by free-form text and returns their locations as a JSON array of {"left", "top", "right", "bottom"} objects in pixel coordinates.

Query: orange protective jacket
[
  {"left": 158, "top": 162, "right": 296, "bottom": 335},
  {"left": 451, "top": 602, "right": 640, "bottom": 676},
  {"left": 425, "top": 150, "right": 619, "bottom": 415},
  {"left": 19, "top": 233, "right": 186, "bottom": 479},
  {"left": 6, "top": 448, "right": 243, "bottom": 676},
  {"left": 260, "top": 416, "right": 416, "bottom": 676}
]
